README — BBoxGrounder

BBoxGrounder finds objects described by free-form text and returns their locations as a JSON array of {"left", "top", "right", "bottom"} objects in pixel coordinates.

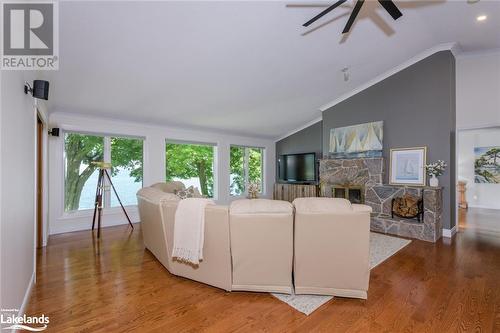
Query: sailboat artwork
[
  {"left": 389, "top": 147, "right": 427, "bottom": 186},
  {"left": 329, "top": 121, "right": 383, "bottom": 158}
]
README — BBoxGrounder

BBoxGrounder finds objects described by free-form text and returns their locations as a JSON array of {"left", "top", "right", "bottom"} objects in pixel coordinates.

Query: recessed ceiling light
[{"left": 477, "top": 15, "right": 487, "bottom": 21}]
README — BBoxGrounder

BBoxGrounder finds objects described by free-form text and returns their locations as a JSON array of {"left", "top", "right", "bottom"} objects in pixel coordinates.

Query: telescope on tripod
[{"left": 91, "top": 162, "right": 134, "bottom": 238}]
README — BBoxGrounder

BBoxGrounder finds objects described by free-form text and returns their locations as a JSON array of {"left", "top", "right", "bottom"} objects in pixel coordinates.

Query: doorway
[
  {"left": 36, "top": 115, "right": 44, "bottom": 248},
  {"left": 457, "top": 127, "right": 500, "bottom": 235}
]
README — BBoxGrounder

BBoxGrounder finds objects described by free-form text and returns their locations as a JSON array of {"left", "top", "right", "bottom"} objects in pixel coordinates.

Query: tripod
[{"left": 92, "top": 162, "right": 134, "bottom": 238}]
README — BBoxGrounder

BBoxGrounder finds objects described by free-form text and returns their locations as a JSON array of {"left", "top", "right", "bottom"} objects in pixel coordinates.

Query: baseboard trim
[
  {"left": 50, "top": 218, "right": 139, "bottom": 235},
  {"left": 442, "top": 225, "right": 457, "bottom": 238},
  {"left": 17, "top": 272, "right": 35, "bottom": 319},
  {"left": 50, "top": 208, "right": 140, "bottom": 235},
  {"left": 467, "top": 204, "right": 500, "bottom": 210}
]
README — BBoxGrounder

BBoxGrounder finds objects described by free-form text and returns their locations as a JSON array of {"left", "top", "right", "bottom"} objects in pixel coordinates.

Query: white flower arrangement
[
  {"left": 247, "top": 181, "right": 260, "bottom": 199},
  {"left": 425, "top": 160, "right": 447, "bottom": 177}
]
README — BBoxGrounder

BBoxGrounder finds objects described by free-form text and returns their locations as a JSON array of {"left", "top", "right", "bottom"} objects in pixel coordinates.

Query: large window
[
  {"left": 110, "top": 137, "right": 144, "bottom": 207},
  {"left": 64, "top": 133, "right": 143, "bottom": 212},
  {"left": 230, "top": 146, "right": 264, "bottom": 196},
  {"left": 166, "top": 141, "right": 215, "bottom": 198},
  {"left": 64, "top": 133, "right": 104, "bottom": 211}
]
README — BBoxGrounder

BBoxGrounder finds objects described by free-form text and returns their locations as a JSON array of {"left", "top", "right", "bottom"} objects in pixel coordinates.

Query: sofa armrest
[{"left": 171, "top": 204, "right": 232, "bottom": 291}]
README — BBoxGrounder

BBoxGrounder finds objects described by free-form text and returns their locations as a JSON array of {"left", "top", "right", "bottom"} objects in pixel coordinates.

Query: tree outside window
[
  {"left": 165, "top": 142, "right": 215, "bottom": 197},
  {"left": 64, "top": 134, "right": 104, "bottom": 211},
  {"left": 64, "top": 133, "right": 143, "bottom": 212},
  {"left": 230, "top": 146, "right": 263, "bottom": 196}
]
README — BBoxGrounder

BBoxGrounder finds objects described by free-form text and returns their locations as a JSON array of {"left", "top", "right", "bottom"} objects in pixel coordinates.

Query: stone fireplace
[{"left": 319, "top": 158, "right": 443, "bottom": 242}]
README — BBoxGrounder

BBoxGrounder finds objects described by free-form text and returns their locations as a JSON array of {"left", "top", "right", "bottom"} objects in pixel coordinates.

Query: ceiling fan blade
[
  {"left": 303, "top": 0, "right": 348, "bottom": 27},
  {"left": 342, "top": 0, "right": 364, "bottom": 34},
  {"left": 377, "top": 0, "right": 402, "bottom": 20}
]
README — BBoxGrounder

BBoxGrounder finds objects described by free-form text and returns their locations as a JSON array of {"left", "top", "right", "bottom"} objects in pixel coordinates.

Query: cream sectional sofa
[
  {"left": 137, "top": 185, "right": 232, "bottom": 291},
  {"left": 137, "top": 183, "right": 294, "bottom": 293},
  {"left": 137, "top": 182, "right": 371, "bottom": 299}
]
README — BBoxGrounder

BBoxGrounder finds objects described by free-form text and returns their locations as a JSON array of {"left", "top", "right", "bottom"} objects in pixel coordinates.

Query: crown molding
[
  {"left": 319, "top": 42, "right": 460, "bottom": 112},
  {"left": 274, "top": 116, "right": 322, "bottom": 142},
  {"left": 455, "top": 47, "right": 500, "bottom": 59}
]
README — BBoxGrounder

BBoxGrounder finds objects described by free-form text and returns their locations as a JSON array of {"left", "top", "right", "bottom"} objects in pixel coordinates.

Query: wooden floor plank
[{"left": 26, "top": 208, "right": 500, "bottom": 332}]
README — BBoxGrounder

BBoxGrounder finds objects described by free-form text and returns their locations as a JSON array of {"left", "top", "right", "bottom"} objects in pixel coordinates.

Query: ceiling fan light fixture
[{"left": 302, "top": 0, "right": 403, "bottom": 34}]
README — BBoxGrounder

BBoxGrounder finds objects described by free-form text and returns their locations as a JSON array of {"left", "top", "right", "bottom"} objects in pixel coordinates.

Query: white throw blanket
[{"left": 172, "top": 198, "right": 215, "bottom": 265}]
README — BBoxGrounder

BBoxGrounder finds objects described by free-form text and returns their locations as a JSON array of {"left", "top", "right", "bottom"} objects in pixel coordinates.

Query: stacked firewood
[{"left": 392, "top": 194, "right": 420, "bottom": 218}]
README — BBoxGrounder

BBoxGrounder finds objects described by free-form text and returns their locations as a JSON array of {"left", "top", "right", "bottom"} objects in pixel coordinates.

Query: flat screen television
[{"left": 278, "top": 152, "right": 317, "bottom": 183}]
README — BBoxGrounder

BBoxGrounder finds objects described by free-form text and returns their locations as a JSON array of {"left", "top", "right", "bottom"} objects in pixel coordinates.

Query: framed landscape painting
[
  {"left": 389, "top": 147, "right": 427, "bottom": 186},
  {"left": 474, "top": 146, "right": 500, "bottom": 183}
]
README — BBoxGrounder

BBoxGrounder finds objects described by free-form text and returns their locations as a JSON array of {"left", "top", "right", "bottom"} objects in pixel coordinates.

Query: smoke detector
[{"left": 342, "top": 67, "right": 350, "bottom": 82}]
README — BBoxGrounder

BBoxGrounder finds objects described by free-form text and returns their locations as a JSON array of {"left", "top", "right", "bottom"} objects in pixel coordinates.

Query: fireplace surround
[
  {"left": 319, "top": 157, "right": 443, "bottom": 242},
  {"left": 330, "top": 185, "right": 364, "bottom": 204}
]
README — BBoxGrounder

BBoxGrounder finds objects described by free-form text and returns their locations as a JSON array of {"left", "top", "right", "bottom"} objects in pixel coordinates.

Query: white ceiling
[{"left": 48, "top": 0, "right": 500, "bottom": 138}]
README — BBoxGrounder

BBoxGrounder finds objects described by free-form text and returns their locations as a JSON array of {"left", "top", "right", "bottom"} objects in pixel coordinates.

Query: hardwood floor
[
  {"left": 459, "top": 207, "right": 500, "bottom": 236},
  {"left": 27, "top": 212, "right": 500, "bottom": 332}
]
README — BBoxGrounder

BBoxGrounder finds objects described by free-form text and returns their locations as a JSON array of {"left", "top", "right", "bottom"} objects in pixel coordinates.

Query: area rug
[{"left": 272, "top": 232, "right": 411, "bottom": 315}]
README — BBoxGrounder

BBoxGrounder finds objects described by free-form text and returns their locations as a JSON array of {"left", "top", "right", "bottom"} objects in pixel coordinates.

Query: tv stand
[{"left": 273, "top": 183, "right": 318, "bottom": 202}]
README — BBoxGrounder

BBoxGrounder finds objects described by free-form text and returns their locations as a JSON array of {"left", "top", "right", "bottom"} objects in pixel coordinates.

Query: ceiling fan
[{"left": 303, "top": 0, "right": 403, "bottom": 34}]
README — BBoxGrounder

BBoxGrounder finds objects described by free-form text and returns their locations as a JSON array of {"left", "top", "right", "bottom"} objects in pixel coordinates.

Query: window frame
[
  {"left": 165, "top": 139, "right": 218, "bottom": 199},
  {"left": 62, "top": 130, "right": 145, "bottom": 213},
  {"left": 229, "top": 145, "right": 265, "bottom": 197}
]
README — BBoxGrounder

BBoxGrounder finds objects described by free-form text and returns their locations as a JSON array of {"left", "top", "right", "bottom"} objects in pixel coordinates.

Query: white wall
[
  {"left": 458, "top": 127, "right": 500, "bottom": 210},
  {"left": 0, "top": 71, "right": 40, "bottom": 314},
  {"left": 456, "top": 50, "right": 500, "bottom": 129},
  {"left": 48, "top": 112, "right": 276, "bottom": 235}
]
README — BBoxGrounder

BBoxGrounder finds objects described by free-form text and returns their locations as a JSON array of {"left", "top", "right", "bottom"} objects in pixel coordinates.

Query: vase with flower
[{"left": 425, "top": 160, "right": 447, "bottom": 187}]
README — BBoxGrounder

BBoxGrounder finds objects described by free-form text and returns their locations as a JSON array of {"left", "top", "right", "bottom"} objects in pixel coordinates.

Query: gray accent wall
[
  {"left": 276, "top": 121, "right": 322, "bottom": 182},
  {"left": 322, "top": 51, "right": 456, "bottom": 229}
]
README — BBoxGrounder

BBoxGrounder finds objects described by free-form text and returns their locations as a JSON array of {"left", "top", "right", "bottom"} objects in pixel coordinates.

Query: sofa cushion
[
  {"left": 151, "top": 181, "right": 186, "bottom": 193},
  {"left": 136, "top": 187, "right": 180, "bottom": 204},
  {"left": 230, "top": 199, "right": 293, "bottom": 215},
  {"left": 293, "top": 197, "right": 352, "bottom": 213}
]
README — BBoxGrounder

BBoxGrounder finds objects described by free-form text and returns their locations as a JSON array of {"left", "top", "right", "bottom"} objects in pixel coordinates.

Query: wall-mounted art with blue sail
[
  {"left": 329, "top": 121, "right": 383, "bottom": 158},
  {"left": 475, "top": 146, "right": 500, "bottom": 184}
]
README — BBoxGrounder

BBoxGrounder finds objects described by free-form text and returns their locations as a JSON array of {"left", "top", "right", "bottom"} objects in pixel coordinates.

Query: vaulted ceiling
[{"left": 47, "top": 0, "right": 500, "bottom": 138}]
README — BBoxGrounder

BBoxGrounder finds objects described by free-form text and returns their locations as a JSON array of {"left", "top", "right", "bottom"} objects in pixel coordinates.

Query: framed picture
[
  {"left": 329, "top": 121, "right": 383, "bottom": 158},
  {"left": 474, "top": 146, "right": 500, "bottom": 183},
  {"left": 389, "top": 147, "right": 427, "bottom": 186}
]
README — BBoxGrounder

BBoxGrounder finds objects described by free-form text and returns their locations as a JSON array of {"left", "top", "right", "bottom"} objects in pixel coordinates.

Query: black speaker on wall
[
  {"left": 48, "top": 128, "right": 59, "bottom": 137},
  {"left": 33, "top": 80, "right": 49, "bottom": 100}
]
